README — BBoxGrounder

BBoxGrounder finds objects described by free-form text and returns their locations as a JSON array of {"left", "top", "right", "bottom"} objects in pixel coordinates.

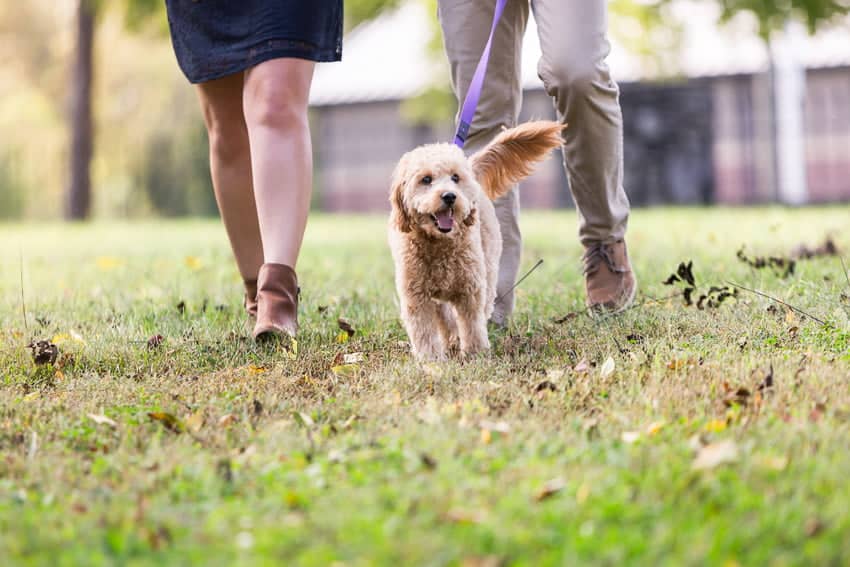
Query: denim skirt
[{"left": 165, "top": 0, "right": 343, "bottom": 84}]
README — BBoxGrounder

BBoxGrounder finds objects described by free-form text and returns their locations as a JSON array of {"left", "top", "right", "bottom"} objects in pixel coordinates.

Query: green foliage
[
  {"left": 136, "top": 123, "right": 218, "bottom": 217},
  {"left": 717, "top": 0, "right": 850, "bottom": 38},
  {"left": 345, "top": 0, "right": 404, "bottom": 29},
  {"left": 0, "top": 151, "right": 25, "bottom": 219}
]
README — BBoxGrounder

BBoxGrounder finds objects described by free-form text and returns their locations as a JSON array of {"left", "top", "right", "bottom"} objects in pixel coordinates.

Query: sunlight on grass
[{"left": 1, "top": 207, "right": 849, "bottom": 564}]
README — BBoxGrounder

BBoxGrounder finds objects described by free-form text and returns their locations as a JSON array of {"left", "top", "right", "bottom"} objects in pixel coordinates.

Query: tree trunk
[{"left": 66, "top": 0, "right": 95, "bottom": 220}]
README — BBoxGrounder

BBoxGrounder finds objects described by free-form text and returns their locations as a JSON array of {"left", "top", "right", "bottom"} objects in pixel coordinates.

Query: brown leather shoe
[
  {"left": 583, "top": 240, "right": 637, "bottom": 314},
  {"left": 253, "top": 263, "right": 299, "bottom": 341},
  {"left": 244, "top": 279, "right": 258, "bottom": 318}
]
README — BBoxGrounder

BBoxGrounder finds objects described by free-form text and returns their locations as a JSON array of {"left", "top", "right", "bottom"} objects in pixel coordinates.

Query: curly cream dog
[{"left": 388, "top": 121, "right": 563, "bottom": 361}]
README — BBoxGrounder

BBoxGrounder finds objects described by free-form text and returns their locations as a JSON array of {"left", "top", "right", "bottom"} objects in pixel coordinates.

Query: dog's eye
[
  {"left": 451, "top": 173, "right": 460, "bottom": 183},
  {"left": 421, "top": 175, "right": 432, "bottom": 185}
]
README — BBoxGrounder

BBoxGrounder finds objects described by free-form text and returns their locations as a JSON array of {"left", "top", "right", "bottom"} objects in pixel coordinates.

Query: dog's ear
[
  {"left": 469, "top": 121, "right": 564, "bottom": 201},
  {"left": 389, "top": 157, "right": 412, "bottom": 233},
  {"left": 463, "top": 206, "right": 477, "bottom": 227}
]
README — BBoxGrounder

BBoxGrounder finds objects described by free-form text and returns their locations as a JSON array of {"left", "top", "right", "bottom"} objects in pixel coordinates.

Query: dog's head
[
  {"left": 389, "top": 121, "right": 563, "bottom": 239},
  {"left": 389, "top": 144, "right": 477, "bottom": 238}
]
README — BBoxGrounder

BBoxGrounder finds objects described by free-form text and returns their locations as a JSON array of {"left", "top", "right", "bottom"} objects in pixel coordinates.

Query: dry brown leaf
[
  {"left": 693, "top": 440, "right": 739, "bottom": 470},
  {"left": 147, "top": 412, "right": 184, "bottom": 434},
  {"left": 27, "top": 340, "right": 59, "bottom": 365},
  {"left": 218, "top": 414, "right": 238, "bottom": 428},
  {"left": 535, "top": 477, "right": 566, "bottom": 502},
  {"left": 337, "top": 318, "right": 355, "bottom": 337}
]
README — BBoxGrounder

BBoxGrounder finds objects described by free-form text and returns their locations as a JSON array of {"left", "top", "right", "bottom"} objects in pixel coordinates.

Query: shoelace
[{"left": 582, "top": 242, "right": 626, "bottom": 276}]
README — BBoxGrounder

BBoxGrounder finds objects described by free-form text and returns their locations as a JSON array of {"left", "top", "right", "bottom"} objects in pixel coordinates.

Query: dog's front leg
[
  {"left": 454, "top": 293, "right": 490, "bottom": 357},
  {"left": 402, "top": 296, "right": 447, "bottom": 361}
]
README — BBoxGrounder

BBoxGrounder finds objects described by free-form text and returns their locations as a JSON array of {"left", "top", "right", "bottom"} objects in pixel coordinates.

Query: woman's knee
[
  {"left": 198, "top": 95, "right": 249, "bottom": 162},
  {"left": 243, "top": 64, "right": 311, "bottom": 131}
]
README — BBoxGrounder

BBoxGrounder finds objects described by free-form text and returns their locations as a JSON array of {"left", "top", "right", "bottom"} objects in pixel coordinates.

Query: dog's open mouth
[{"left": 431, "top": 209, "right": 454, "bottom": 233}]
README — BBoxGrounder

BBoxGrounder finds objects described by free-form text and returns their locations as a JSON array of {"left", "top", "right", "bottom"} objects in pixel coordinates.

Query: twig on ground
[
  {"left": 726, "top": 281, "right": 831, "bottom": 328},
  {"left": 553, "top": 291, "right": 684, "bottom": 324},
  {"left": 19, "top": 249, "right": 28, "bottom": 333},
  {"left": 495, "top": 259, "right": 543, "bottom": 304}
]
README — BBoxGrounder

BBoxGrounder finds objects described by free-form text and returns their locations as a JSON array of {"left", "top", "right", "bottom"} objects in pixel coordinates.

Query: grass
[{"left": 1, "top": 207, "right": 849, "bottom": 566}]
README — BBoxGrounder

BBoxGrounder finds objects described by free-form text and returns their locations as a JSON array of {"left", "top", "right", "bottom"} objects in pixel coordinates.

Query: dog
[{"left": 388, "top": 121, "right": 563, "bottom": 361}]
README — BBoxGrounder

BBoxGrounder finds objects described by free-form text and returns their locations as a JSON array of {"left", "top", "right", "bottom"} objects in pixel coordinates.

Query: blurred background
[{"left": 1, "top": 0, "right": 848, "bottom": 221}]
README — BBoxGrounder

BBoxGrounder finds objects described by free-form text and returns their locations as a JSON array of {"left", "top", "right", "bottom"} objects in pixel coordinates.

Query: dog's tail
[{"left": 470, "top": 120, "right": 564, "bottom": 201}]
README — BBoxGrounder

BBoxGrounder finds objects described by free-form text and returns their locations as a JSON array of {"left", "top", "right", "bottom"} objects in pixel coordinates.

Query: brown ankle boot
[
  {"left": 253, "top": 263, "right": 299, "bottom": 341},
  {"left": 244, "top": 279, "right": 258, "bottom": 318},
  {"left": 583, "top": 240, "right": 637, "bottom": 315}
]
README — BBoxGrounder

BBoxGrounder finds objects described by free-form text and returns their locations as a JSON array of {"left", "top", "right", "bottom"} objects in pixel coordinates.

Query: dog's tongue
[{"left": 435, "top": 209, "right": 454, "bottom": 231}]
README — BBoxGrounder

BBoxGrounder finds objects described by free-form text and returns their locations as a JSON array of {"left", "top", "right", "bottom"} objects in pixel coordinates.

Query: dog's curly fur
[{"left": 388, "top": 121, "right": 564, "bottom": 361}]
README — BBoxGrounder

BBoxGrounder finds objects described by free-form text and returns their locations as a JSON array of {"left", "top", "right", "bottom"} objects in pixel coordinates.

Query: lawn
[{"left": 1, "top": 207, "right": 849, "bottom": 566}]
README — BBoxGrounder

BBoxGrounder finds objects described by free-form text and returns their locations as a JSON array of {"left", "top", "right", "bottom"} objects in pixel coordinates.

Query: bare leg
[
  {"left": 242, "top": 58, "right": 315, "bottom": 267},
  {"left": 196, "top": 73, "right": 263, "bottom": 281}
]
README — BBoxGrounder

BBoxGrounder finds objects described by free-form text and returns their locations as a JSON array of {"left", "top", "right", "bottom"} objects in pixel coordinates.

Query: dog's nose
[{"left": 441, "top": 192, "right": 456, "bottom": 206}]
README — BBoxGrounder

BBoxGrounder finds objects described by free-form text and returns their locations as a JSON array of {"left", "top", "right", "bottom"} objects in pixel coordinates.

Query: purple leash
[{"left": 453, "top": 0, "right": 508, "bottom": 149}]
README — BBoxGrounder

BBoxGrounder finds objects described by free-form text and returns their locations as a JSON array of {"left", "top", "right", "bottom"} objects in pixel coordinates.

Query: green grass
[{"left": 1, "top": 207, "right": 849, "bottom": 566}]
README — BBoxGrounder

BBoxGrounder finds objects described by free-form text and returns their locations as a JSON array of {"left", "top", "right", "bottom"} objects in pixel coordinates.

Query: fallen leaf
[
  {"left": 27, "top": 340, "right": 59, "bottom": 365},
  {"left": 147, "top": 335, "right": 164, "bottom": 350},
  {"left": 292, "top": 411, "right": 314, "bottom": 428},
  {"left": 534, "top": 380, "right": 558, "bottom": 395},
  {"left": 621, "top": 431, "right": 640, "bottom": 444},
  {"left": 723, "top": 385, "right": 751, "bottom": 407},
  {"left": 185, "top": 411, "right": 205, "bottom": 433},
  {"left": 805, "top": 518, "right": 825, "bottom": 538},
  {"left": 337, "top": 318, "right": 355, "bottom": 338},
  {"left": 420, "top": 453, "right": 438, "bottom": 470},
  {"left": 600, "top": 356, "right": 616, "bottom": 378},
  {"left": 693, "top": 440, "right": 739, "bottom": 470},
  {"left": 704, "top": 419, "right": 727, "bottom": 433},
  {"left": 147, "top": 412, "right": 184, "bottom": 434},
  {"left": 332, "top": 352, "right": 365, "bottom": 365},
  {"left": 87, "top": 414, "right": 117, "bottom": 428},
  {"left": 218, "top": 414, "right": 238, "bottom": 428},
  {"left": 535, "top": 477, "right": 566, "bottom": 501},
  {"left": 756, "top": 365, "right": 775, "bottom": 392}
]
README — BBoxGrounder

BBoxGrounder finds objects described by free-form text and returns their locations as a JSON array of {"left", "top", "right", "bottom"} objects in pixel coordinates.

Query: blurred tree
[
  {"left": 67, "top": 0, "right": 96, "bottom": 220},
  {"left": 66, "top": 0, "right": 165, "bottom": 220}
]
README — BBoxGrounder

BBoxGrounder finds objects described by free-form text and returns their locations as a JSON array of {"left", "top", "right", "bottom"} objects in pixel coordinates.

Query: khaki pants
[{"left": 437, "top": 0, "right": 630, "bottom": 324}]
